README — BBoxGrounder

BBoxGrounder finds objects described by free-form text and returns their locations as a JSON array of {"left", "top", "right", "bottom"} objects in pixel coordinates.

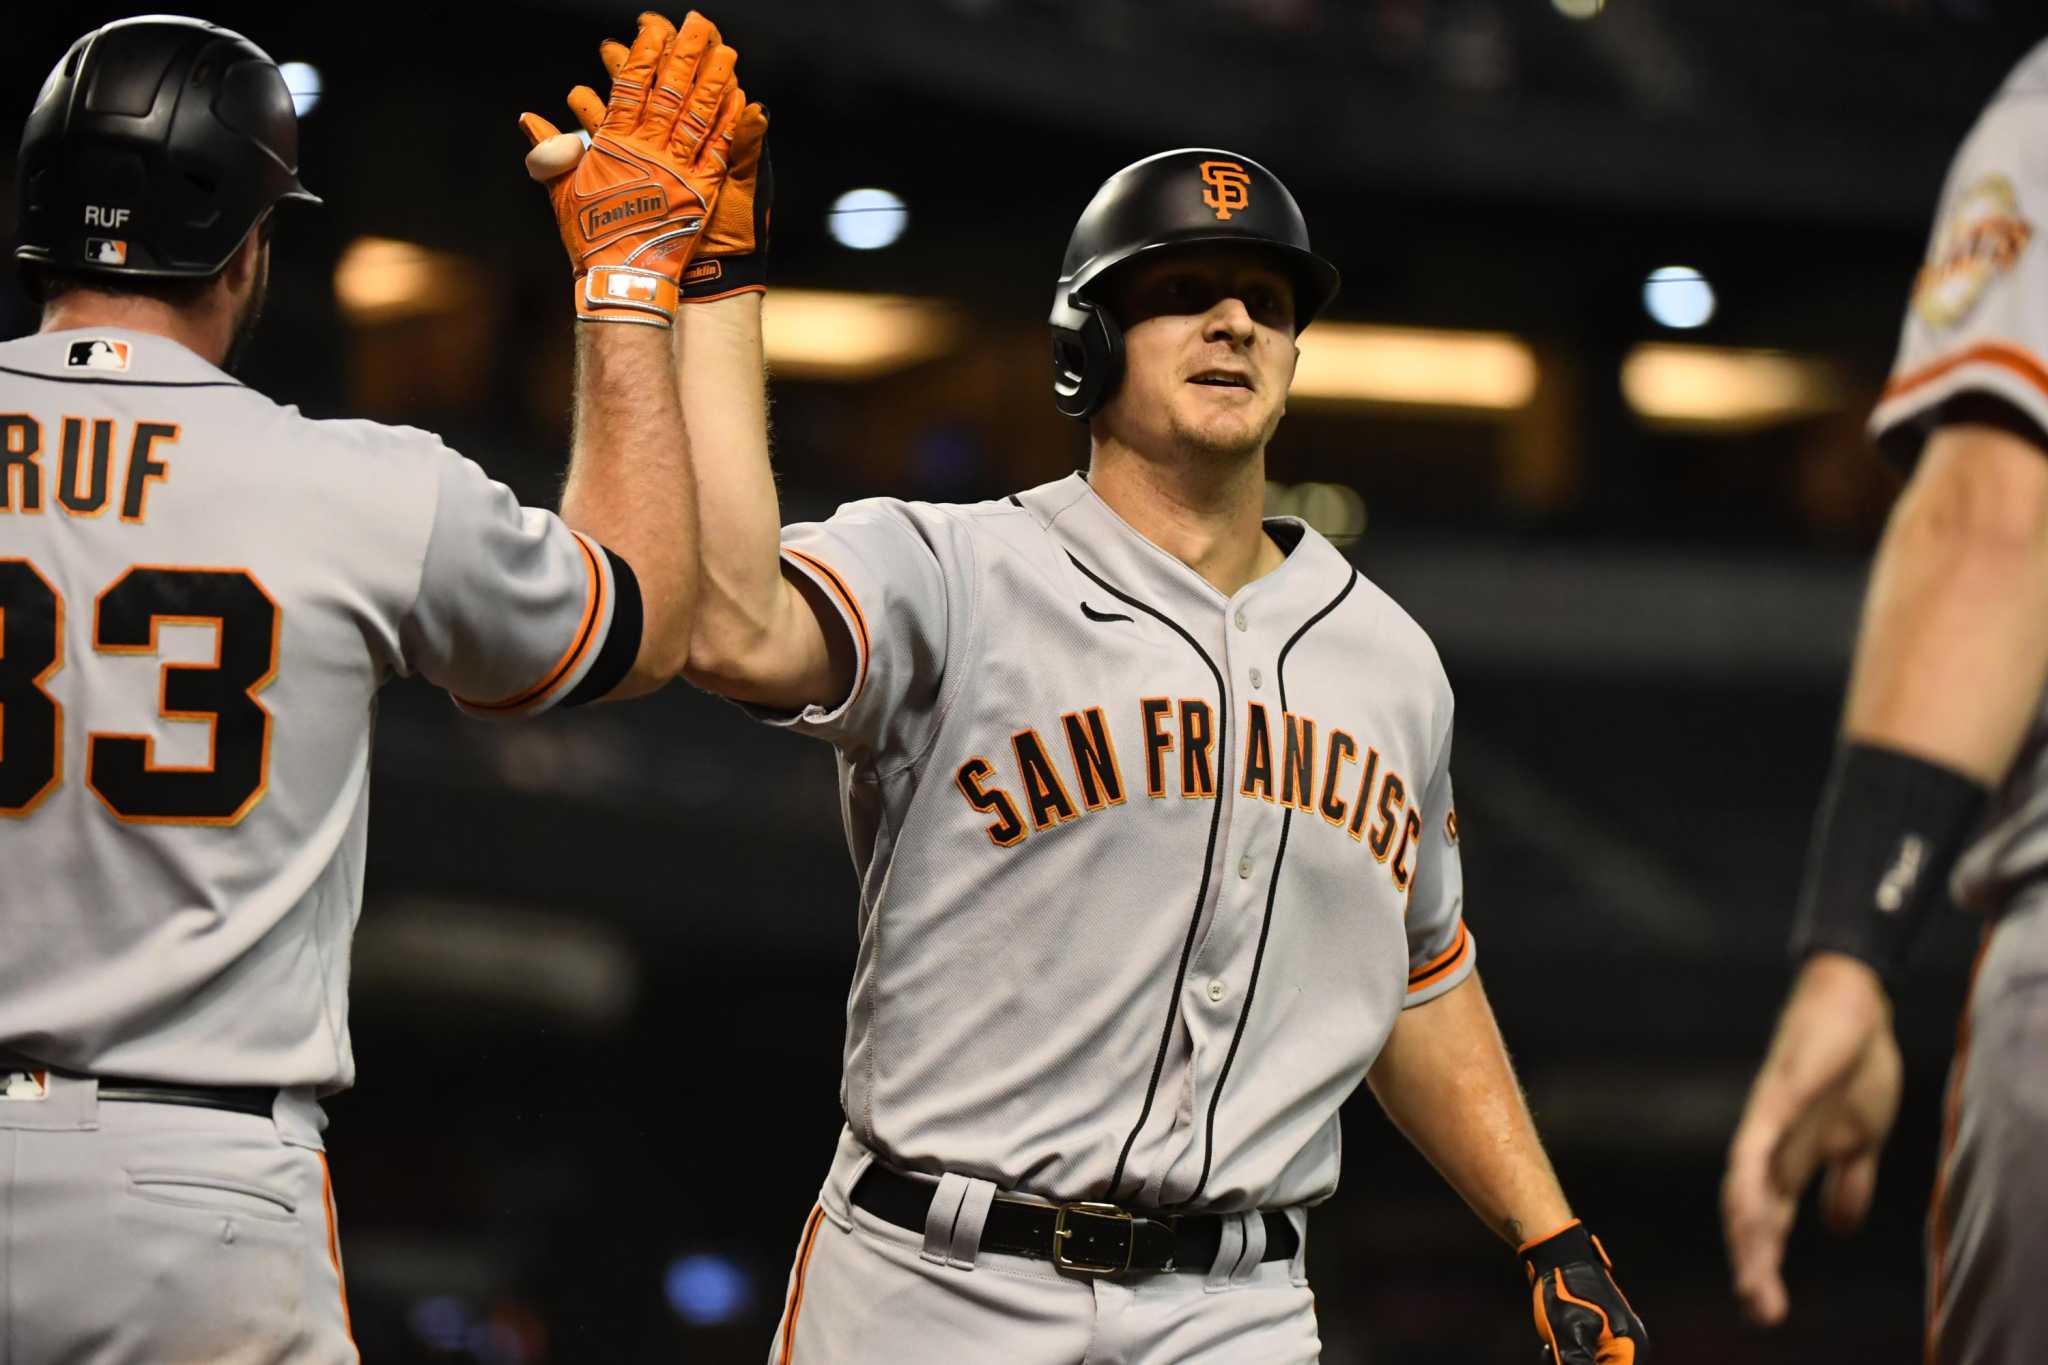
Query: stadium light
[
  {"left": 829, "top": 188, "right": 910, "bottom": 251},
  {"left": 1291, "top": 324, "right": 1540, "bottom": 411},
  {"left": 1643, "top": 266, "right": 1716, "bottom": 330},
  {"left": 332, "top": 237, "right": 485, "bottom": 323},
  {"left": 763, "top": 289, "right": 960, "bottom": 379},
  {"left": 279, "top": 62, "right": 321, "bottom": 117},
  {"left": 1622, "top": 343, "right": 1841, "bottom": 429}
]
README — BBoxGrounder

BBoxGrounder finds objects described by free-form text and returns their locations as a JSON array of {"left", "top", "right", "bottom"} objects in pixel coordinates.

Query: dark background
[{"left": 7, "top": 1, "right": 2043, "bottom": 1361}]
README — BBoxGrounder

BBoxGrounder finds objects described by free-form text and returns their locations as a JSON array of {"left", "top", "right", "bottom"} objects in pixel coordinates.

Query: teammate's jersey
[
  {"left": 0, "top": 327, "right": 640, "bottom": 1092},
  {"left": 1869, "top": 39, "right": 2048, "bottom": 911},
  {"left": 760, "top": 473, "right": 1472, "bottom": 1213}
]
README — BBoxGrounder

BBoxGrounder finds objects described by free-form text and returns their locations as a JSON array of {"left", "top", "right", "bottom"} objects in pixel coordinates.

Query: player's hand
[
  {"left": 1722, "top": 952, "right": 1902, "bottom": 1327},
  {"left": 583, "top": 33, "right": 771, "bottom": 302},
  {"left": 1520, "top": 1221, "right": 1647, "bottom": 1364},
  {"left": 517, "top": 11, "right": 744, "bottom": 325}
]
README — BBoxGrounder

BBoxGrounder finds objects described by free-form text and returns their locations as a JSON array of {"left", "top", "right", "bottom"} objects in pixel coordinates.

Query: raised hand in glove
[
  {"left": 1520, "top": 1221, "right": 1647, "bottom": 1365},
  {"left": 518, "top": 10, "right": 743, "bottom": 325},
  {"left": 581, "top": 26, "right": 771, "bottom": 301}
]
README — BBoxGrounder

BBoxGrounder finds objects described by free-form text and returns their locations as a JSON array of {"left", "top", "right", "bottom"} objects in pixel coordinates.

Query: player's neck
[
  {"left": 40, "top": 293, "right": 232, "bottom": 368},
  {"left": 1085, "top": 441, "right": 1284, "bottom": 597}
]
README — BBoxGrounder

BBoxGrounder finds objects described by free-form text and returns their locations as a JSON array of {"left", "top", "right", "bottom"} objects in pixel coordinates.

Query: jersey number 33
[{"left": 0, "top": 557, "right": 278, "bottom": 825}]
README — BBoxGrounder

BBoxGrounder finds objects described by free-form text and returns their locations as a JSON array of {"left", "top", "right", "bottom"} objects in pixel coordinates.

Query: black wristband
[
  {"left": 1787, "top": 741, "right": 1989, "bottom": 989},
  {"left": 1521, "top": 1221, "right": 1599, "bottom": 1278}
]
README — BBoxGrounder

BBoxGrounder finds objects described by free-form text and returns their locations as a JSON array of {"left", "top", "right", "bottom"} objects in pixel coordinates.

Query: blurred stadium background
[{"left": 8, "top": 0, "right": 2045, "bottom": 1360}]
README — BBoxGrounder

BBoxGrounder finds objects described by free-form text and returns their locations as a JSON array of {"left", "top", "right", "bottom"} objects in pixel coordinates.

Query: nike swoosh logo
[{"left": 1080, "top": 602, "right": 1133, "bottom": 624}]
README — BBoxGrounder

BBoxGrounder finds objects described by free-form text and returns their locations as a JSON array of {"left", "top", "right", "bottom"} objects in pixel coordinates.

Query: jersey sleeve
[
  {"left": 1871, "top": 91, "right": 2048, "bottom": 469},
  {"left": 1402, "top": 714, "right": 1475, "bottom": 1008},
  {"left": 748, "top": 497, "right": 964, "bottom": 757},
  {"left": 400, "top": 445, "right": 643, "bottom": 717}
]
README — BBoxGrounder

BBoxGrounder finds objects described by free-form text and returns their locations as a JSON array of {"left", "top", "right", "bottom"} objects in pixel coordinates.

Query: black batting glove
[{"left": 1519, "top": 1220, "right": 1647, "bottom": 1365}]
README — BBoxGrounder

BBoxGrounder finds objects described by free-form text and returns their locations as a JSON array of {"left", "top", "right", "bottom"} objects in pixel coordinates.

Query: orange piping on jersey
[
  {"left": 1925, "top": 930, "right": 1993, "bottom": 1365},
  {"left": 1407, "top": 920, "right": 1471, "bottom": 994},
  {"left": 458, "top": 533, "right": 605, "bottom": 714},
  {"left": 0, "top": 560, "right": 65, "bottom": 818},
  {"left": 85, "top": 566, "right": 280, "bottom": 827},
  {"left": 1881, "top": 341, "right": 2048, "bottom": 407},
  {"left": 783, "top": 547, "right": 870, "bottom": 704},
  {"left": 319, "top": 1153, "right": 360, "bottom": 1359},
  {"left": 779, "top": 1204, "right": 826, "bottom": 1365}
]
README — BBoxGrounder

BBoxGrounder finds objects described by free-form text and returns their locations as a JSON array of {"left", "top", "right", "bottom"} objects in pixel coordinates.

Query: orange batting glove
[
  {"left": 1519, "top": 1221, "right": 1648, "bottom": 1364},
  {"left": 518, "top": 11, "right": 743, "bottom": 326},
  {"left": 582, "top": 30, "right": 771, "bottom": 302}
]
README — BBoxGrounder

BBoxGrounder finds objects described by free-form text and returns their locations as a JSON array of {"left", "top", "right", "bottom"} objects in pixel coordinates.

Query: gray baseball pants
[
  {"left": 1928, "top": 891, "right": 2048, "bottom": 1365},
  {"left": 767, "top": 1128, "right": 1321, "bottom": 1364},
  {"left": 0, "top": 1073, "right": 356, "bottom": 1365}
]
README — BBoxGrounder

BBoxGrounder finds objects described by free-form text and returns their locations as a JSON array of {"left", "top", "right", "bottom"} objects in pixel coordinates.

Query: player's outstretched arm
[
  {"left": 673, "top": 295, "right": 852, "bottom": 711},
  {"left": 544, "top": 17, "right": 845, "bottom": 711},
  {"left": 560, "top": 324, "right": 696, "bottom": 698},
  {"left": 1723, "top": 416, "right": 2048, "bottom": 1326},
  {"left": 667, "top": 111, "right": 852, "bottom": 712},
  {"left": 518, "top": 11, "right": 749, "bottom": 699},
  {"left": 1368, "top": 972, "right": 1647, "bottom": 1363}
]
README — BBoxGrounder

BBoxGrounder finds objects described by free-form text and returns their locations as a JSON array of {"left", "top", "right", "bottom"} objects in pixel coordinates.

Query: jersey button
[
  {"left": 1207, "top": 979, "right": 1228, "bottom": 1003},
  {"left": 1249, "top": 667, "right": 1263, "bottom": 689},
  {"left": 1234, "top": 609, "right": 1248, "bottom": 632},
  {"left": 1237, "top": 854, "right": 1253, "bottom": 879}
]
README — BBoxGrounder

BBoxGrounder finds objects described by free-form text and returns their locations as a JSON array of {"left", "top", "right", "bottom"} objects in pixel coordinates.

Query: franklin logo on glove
[{"left": 581, "top": 189, "right": 670, "bottom": 238}]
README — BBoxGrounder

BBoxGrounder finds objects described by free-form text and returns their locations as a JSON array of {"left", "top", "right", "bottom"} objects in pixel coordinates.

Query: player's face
[{"left": 1098, "top": 248, "right": 1299, "bottom": 463}]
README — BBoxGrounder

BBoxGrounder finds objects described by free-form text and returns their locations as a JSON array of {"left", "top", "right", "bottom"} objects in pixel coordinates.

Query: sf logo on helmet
[{"left": 1199, "top": 161, "right": 1252, "bottom": 221}]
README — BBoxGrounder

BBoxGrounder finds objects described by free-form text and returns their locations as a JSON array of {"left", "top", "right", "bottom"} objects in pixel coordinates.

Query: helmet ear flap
[{"left": 1049, "top": 285, "right": 1124, "bottom": 422}]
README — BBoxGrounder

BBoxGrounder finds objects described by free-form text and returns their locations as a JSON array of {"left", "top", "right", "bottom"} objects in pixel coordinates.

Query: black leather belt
[
  {"left": 851, "top": 1163, "right": 1298, "bottom": 1277},
  {"left": 0, "top": 1053, "right": 276, "bottom": 1119}
]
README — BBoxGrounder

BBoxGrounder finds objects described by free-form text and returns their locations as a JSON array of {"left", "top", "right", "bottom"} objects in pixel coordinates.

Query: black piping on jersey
[
  {"left": 1173, "top": 566, "right": 1359, "bottom": 1209},
  {"left": 1066, "top": 550, "right": 1231, "bottom": 1204},
  {"left": 0, "top": 363, "right": 246, "bottom": 389},
  {"left": 1080, "top": 602, "right": 1134, "bottom": 625}
]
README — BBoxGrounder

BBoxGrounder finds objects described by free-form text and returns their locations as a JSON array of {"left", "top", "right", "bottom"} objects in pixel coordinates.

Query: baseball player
[
  {"left": 1723, "top": 37, "right": 2048, "bottom": 1365},
  {"left": 601, "top": 60, "right": 1640, "bottom": 1353},
  {"left": 0, "top": 13, "right": 744, "bottom": 1361}
]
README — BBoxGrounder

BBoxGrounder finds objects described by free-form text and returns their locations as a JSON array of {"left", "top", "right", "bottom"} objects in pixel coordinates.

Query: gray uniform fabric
[
  {"left": 765, "top": 473, "right": 1471, "bottom": 1214},
  {"left": 0, "top": 327, "right": 626, "bottom": 1092},
  {"left": 0, "top": 1075, "right": 354, "bottom": 1365},
  {"left": 770, "top": 1133, "right": 1321, "bottom": 1365},
  {"left": 0, "top": 327, "right": 631, "bottom": 1362},
  {"left": 757, "top": 473, "right": 1470, "bottom": 1358},
  {"left": 1868, "top": 40, "right": 2048, "bottom": 1365}
]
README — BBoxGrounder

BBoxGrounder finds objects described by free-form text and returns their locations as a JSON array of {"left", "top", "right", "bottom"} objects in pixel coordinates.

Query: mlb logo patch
[
  {"left": 66, "top": 338, "right": 131, "bottom": 372},
  {"left": 84, "top": 237, "right": 128, "bottom": 266}
]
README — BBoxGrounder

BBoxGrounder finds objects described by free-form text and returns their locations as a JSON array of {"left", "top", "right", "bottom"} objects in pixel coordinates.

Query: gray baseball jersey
[
  {"left": 1869, "top": 36, "right": 2048, "bottom": 914},
  {"left": 759, "top": 471, "right": 1472, "bottom": 1214},
  {"left": 0, "top": 326, "right": 641, "bottom": 1092}
]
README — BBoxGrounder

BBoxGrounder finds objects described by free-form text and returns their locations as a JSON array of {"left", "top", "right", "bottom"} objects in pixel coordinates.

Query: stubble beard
[
  {"left": 1165, "top": 396, "right": 1275, "bottom": 465},
  {"left": 222, "top": 249, "right": 271, "bottom": 376}
]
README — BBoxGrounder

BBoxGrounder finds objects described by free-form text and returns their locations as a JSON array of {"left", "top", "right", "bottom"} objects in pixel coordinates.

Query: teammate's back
[
  {"left": 0, "top": 10, "right": 747, "bottom": 1361},
  {"left": 0, "top": 324, "right": 625, "bottom": 1092}
]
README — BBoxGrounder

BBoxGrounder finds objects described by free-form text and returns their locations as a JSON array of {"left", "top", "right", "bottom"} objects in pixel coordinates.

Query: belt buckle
[{"left": 1052, "top": 1201, "right": 1136, "bottom": 1277}]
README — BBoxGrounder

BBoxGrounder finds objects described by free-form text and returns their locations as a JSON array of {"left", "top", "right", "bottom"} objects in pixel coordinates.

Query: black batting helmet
[
  {"left": 1049, "top": 148, "right": 1340, "bottom": 421},
  {"left": 14, "top": 15, "right": 320, "bottom": 282}
]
